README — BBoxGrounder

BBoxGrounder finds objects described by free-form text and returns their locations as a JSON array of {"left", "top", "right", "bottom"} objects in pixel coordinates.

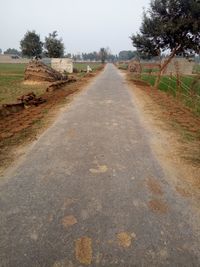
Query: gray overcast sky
[{"left": 0, "top": 0, "right": 150, "bottom": 55}]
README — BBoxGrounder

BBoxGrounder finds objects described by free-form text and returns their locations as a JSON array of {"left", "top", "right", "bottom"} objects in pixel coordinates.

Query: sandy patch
[{"left": 117, "top": 232, "right": 135, "bottom": 248}]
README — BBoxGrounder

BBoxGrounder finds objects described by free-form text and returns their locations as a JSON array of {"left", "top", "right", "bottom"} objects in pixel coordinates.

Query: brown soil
[
  {"left": 175, "top": 186, "right": 191, "bottom": 197},
  {"left": 0, "top": 71, "right": 101, "bottom": 176},
  {"left": 143, "top": 63, "right": 160, "bottom": 69}
]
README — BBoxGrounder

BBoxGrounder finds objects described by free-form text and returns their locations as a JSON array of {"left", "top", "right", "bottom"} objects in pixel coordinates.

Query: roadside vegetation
[
  {"left": 121, "top": 0, "right": 200, "bottom": 116},
  {"left": 118, "top": 61, "right": 200, "bottom": 116},
  {"left": 139, "top": 67, "right": 200, "bottom": 115},
  {"left": 117, "top": 0, "right": 200, "bottom": 168}
]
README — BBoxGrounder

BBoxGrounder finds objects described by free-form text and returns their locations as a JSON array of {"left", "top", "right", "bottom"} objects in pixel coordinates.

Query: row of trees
[
  {"left": 131, "top": 0, "right": 200, "bottom": 85},
  {"left": 19, "top": 31, "right": 120, "bottom": 63},
  {"left": 81, "top": 50, "right": 113, "bottom": 62},
  {"left": 72, "top": 50, "right": 140, "bottom": 62},
  {"left": 70, "top": 48, "right": 117, "bottom": 63},
  {"left": 20, "top": 30, "right": 64, "bottom": 58},
  {"left": 4, "top": 48, "right": 21, "bottom": 56},
  {"left": 118, "top": 50, "right": 138, "bottom": 61},
  {"left": 1, "top": 46, "right": 139, "bottom": 62},
  {"left": 2, "top": 31, "right": 118, "bottom": 63}
]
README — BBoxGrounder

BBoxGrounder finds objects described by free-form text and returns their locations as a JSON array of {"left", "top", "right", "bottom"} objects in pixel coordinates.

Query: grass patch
[
  {"left": 193, "top": 64, "right": 200, "bottom": 74},
  {"left": 0, "top": 63, "right": 27, "bottom": 74},
  {"left": 141, "top": 74, "right": 156, "bottom": 87},
  {"left": 118, "top": 63, "right": 128, "bottom": 70},
  {"left": 141, "top": 74, "right": 200, "bottom": 95},
  {"left": 132, "top": 72, "right": 200, "bottom": 115},
  {"left": 74, "top": 62, "right": 103, "bottom": 72}
]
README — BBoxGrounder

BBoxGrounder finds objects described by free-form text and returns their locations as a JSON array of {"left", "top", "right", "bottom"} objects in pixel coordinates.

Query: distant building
[
  {"left": 0, "top": 54, "right": 29, "bottom": 64},
  {"left": 11, "top": 55, "right": 20, "bottom": 59}
]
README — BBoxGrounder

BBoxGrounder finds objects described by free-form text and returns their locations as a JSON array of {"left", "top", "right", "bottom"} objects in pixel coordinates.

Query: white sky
[{"left": 0, "top": 0, "right": 150, "bottom": 54}]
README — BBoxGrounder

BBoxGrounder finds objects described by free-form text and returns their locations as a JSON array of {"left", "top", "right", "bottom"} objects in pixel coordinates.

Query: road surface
[{"left": 0, "top": 64, "right": 200, "bottom": 266}]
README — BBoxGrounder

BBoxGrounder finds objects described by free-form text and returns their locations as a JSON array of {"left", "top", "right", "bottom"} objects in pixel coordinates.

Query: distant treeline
[{"left": 0, "top": 47, "right": 140, "bottom": 62}]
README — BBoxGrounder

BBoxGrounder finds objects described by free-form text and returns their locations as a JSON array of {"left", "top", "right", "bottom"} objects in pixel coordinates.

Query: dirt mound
[
  {"left": 131, "top": 79, "right": 149, "bottom": 86},
  {"left": 46, "top": 77, "right": 77, "bottom": 92},
  {"left": 128, "top": 60, "right": 142, "bottom": 73},
  {"left": 17, "top": 92, "right": 46, "bottom": 106},
  {"left": 24, "top": 60, "right": 65, "bottom": 82},
  {"left": 0, "top": 92, "right": 46, "bottom": 118},
  {"left": 0, "top": 103, "right": 24, "bottom": 118}
]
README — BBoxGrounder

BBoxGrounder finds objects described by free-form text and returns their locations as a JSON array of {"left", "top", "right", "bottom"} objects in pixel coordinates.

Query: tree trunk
[
  {"left": 155, "top": 60, "right": 162, "bottom": 88},
  {"left": 155, "top": 44, "right": 181, "bottom": 89}
]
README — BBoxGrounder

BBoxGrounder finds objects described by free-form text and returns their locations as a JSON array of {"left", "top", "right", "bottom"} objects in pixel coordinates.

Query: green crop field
[
  {"left": 141, "top": 74, "right": 200, "bottom": 94},
  {"left": 74, "top": 62, "right": 103, "bottom": 72},
  {"left": 0, "top": 63, "right": 46, "bottom": 104},
  {"left": 0, "top": 62, "right": 103, "bottom": 105},
  {"left": 0, "top": 63, "right": 26, "bottom": 75},
  {"left": 140, "top": 73, "right": 200, "bottom": 114}
]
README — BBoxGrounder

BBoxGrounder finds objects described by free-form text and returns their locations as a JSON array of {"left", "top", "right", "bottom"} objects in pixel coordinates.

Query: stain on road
[
  {"left": 89, "top": 164, "right": 108, "bottom": 174},
  {"left": 75, "top": 236, "right": 92, "bottom": 265},
  {"left": 62, "top": 215, "right": 77, "bottom": 228},
  {"left": 148, "top": 198, "right": 169, "bottom": 213},
  {"left": 147, "top": 177, "right": 163, "bottom": 196},
  {"left": 117, "top": 232, "right": 135, "bottom": 248}
]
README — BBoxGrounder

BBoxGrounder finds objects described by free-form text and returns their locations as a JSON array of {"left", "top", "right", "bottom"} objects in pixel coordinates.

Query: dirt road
[{"left": 0, "top": 64, "right": 200, "bottom": 266}]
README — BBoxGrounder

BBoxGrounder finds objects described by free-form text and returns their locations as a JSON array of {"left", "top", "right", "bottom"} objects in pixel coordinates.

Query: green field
[
  {"left": 74, "top": 62, "right": 103, "bottom": 72},
  {"left": 141, "top": 74, "right": 200, "bottom": 94},
  {"left": 0, "top": 62, "right": 103, "bottom": 105},
  {"left": 140, "top": 73, "right": 200, "bottom": 114},
  {"left": 118, "top": 63, "right": 128, "bottom": 70},
  {"left": 118, "top": 60, "right": 200, "bottom": 114},
  {"left": 0, "top": 63, "right": 27, "bottom": 75},
  {"left": 0, "top": 63, "right": 47, "bottom": 104}
]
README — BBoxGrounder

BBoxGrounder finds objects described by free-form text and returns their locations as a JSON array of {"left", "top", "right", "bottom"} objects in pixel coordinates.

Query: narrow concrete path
[{"left": 0, "top": 64, "right": 200, "bottom": 266}]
